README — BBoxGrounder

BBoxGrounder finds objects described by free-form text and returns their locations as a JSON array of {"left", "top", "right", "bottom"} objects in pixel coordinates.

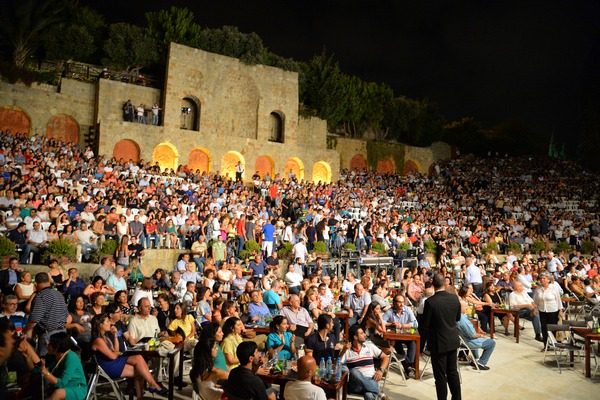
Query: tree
[
  {"left": 198, "top": 26, "right": 266, "bottom": 64},
  {"left": 145, "top": 6, "right": 202, "bottom": 56},
  {"left": 0, "top": 0, "right": 64, "bottom": 67},
  {"left": 103, "top": 23, "right": 159, "bottom": 71},
  {"left": 44, "top": 25, "right": 94, "bottom": 62}
]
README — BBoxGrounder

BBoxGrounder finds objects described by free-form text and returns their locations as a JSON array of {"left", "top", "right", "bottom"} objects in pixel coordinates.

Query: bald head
[{"left": 297, "top": 355, "right": 317, "bottom": 381}]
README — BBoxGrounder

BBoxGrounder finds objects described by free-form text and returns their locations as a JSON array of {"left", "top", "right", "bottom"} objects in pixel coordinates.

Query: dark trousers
[
  {"left": 431, "top": 349, "right": 461, "bottom": 400},
  {"left": 539, "top": 310, "right": 559, "bottom": 346}
]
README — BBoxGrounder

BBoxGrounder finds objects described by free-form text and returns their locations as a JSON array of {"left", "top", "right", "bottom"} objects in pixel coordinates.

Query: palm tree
[{"left": 0, "top": 0, "right": 64, "bottom": 68}]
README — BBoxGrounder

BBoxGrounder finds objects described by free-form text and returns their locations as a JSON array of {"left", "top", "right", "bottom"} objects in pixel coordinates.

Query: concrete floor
[{"left": 153, "top": 327, "right": 598, "bottom": 400}]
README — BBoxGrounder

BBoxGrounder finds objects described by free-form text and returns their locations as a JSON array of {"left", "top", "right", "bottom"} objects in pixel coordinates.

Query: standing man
[
  {"left": 421, "top": 273, "right": 462, "bottom": 400},
  {"left": 261, "top": 218, "right": 276, "bottom": 258},
  {"left": 151, "top": 103, "right": 162, "bottom": 125},
  {"left": 284, "top": 355, "right": 327, "bottom": 400},
  {"left": 235, "top": 161, "right": 244, "bottom": 182},
  {"left": 464, "top": 256, "right": 483, "bottom": 298}
]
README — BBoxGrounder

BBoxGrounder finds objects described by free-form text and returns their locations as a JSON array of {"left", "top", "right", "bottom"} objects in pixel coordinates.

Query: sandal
[{"left": 504, "top": 330, "right": 509, "bottom": 336}]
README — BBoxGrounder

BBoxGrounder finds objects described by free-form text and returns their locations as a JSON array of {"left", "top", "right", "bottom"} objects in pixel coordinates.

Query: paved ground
[{"left": 143, "top": 326, "right": 597, "bottom": 400}]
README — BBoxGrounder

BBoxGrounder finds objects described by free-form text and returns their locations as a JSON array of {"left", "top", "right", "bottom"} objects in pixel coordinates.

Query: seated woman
[
  {"left": 458, "top": 283, "right": 491, "bottom": 333},
  {"left": 114, "top": 290, "right": 134, "bottom": 316},
  {"left": 83, "top": 276, "right": 116, "bottom": 301},
  {"left": 265, "top": 315, "right": 296, "bottom": 361},
  {"left": 195, "top": 286, "right": 213, "bottom": 327},
  {"left": 130, "top": 278, "right": 154, "bottom": 309},
  {"left": 66, "top": 295, "right": 93, "bottom": 362},
  {"left": 168, "top": 302, "right": 197, "bottom": 353},
  {"left": 19, "top": 331, "right": 87, "bottom": 400},
  {"left": 87, "top": 292, "right": 106, "bottom": 317},
  {"left": 568, "top": 276, "right": 585, "bottom": 300},
  {"left": 221, "top": 317, "right": 245, "bottom": 369},
  {"left": 128, "top": 259, "right": 145, "bottom": 285},
  {"left": 152, "top": 268, "right": 171, "bottom": 291},
  {"left": 190, "top": 338, "right": 229, "bottom": 400},
  {"left": 360, "top": 302, "right": 390, "bottom": 351},
  {"left": 14, "top": 270, "right": 35, "bottom": 312},
  {"left": 482, "top": 281, "right": 514, "bottom": 335},
  {"left": 91, "top": 313, "right": 166, "bottom": 399}
]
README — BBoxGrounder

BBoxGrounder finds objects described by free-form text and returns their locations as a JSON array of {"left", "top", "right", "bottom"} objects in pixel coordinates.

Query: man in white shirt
[
  {"left": 464, "top": 256, "right": 483, "bottom": 297},
  {"left": 170, "top": 271, "right": 187, "bottom": 303},
  {"left": 74, "top": 222, "right": 98, "bottom": 262},
  {"left": 509, "top": 281, "right": 543, "bottom": 342},
  {"left": 292, "top": 238, "right": 308, "bottom": 263},
  {"left": 546, "top": 251, "right": 564, "bottom": 278},
  {"left": 23, "top": 209, "right": 41, "bottom": 231},
  {"left": 283, "top": 355, "right": 327, "bottom": 400},
  {"left": 27, "top": 222, "right": 48, "bottom": 259}
]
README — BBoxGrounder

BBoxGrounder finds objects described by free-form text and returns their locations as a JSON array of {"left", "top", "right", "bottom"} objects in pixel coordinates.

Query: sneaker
[
  {"left": 476, "top": 363, "right": 490, "bottom": 371},
  {"left": 407, "top": 366, "right": 416, "bottom": 378}
]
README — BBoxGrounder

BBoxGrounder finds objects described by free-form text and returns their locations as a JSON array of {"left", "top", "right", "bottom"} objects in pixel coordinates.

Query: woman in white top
[
  {"left": 191, "top": 338, "right": 229, "bottom": 400},
  {"left": 14, "top": 270, "right": 35, "bottom": 311},
  {"left": 533, "top": 271, "right": 564, "bottom": 350}
]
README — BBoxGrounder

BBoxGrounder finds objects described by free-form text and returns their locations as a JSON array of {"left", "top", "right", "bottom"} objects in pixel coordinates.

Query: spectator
[
  {"left": 221, "top": 316, "right": 244, "bottom": 369},
  {"left": 284, "top": 355, "right": 327, "bottom": 400},
  {"left": 224, "top": 341, "right": 276, "bottom": 400},
  {"left": 344, "top": 283, "right": 371, "bottom": 326},
  {"left": 62, "top": 268, "right": 86, "bottom": 300},
  {"left": 190, "top": 338, "right": 229, "bottom": 400},
  {"left": 456, "top": 300, "right": 496, "bottom": 370},
  {"left": 265, "top": 315, "right": 296, "bottom": 360}
]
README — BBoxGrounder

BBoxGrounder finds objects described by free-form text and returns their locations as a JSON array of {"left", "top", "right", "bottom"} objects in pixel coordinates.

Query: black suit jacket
[
  {"left": 421, "top": 289, "right": 461, "bottom": 354},
  {"left": 0, "top": 268, "right": 21, "bottom": 294}
]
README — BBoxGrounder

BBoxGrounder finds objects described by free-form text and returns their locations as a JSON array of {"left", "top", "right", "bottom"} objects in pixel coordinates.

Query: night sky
[{"left": 83, "top": 0, "right": 600, "bottom": 146}]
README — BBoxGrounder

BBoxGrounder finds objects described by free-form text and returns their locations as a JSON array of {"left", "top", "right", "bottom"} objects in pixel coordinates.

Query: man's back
[
  {"left": 284, "top": 380, "right": 326, "bottom": 400},
  {"left": 225, "top": 366, "right": 267, "bottom": 400},
  {"left": 422, "top": 290, "right": 461, "bottom": 353}
]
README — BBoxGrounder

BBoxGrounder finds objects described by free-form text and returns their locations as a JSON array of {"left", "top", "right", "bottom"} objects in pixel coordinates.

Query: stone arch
[
  {"left": 152, "top": 143, "right": 179, "bottom": 172},
  {"left": 181, "top": 96, "right": 200, "bottom": 131},
  {"left": 113, "top": 139, "right": 140, "bottom": 163},
  {"left": 312, "top": 161, "right": 332, "bottom": 184},
  {"left": 376, "top": 158, "right": 395, "bottom": 174},
  {"left": 255, "top": 155, "right": 275, "bottom": 179},
  {"left": 428, "top": 163, "right": 436, "bottom": 177},
  {"left": 213, "top": 71, "right": 259, "bottom": 139},
  {"left": 0, "top": 106, "right": 30, "bottom": 135},
  {"left": 221, "top": 151, "right": 245, "bottom": 181},
  {"left": 46, "top": 114, "right": 79, "bottom": 144},
  {"left": 284, "top": 157, "right": 304, "bottom": 181},
  {"left": 188, "top": 148, "right": 212, "bottom": 174},
  {"left": 269, "top": 111, "right": 284, "bottom": 143},
  {"left": 350, "top": 154, "right": 367, "bottom": 172},
  {"left": 403, "top": 159, "right": 421, "bottom": 175}
]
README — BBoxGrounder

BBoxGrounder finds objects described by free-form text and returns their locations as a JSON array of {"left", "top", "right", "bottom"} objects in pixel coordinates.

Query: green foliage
[
  {"left": 313, "top": 241, "right": 327, "bottom": 253},
  {"left": 398, "top": 242, "right": 411, "bottom": 251},
  {"left": 198, "top": 26, "right": 266, "bottom": 65},
  {"left": 506, "top": 241, "right": 522, "bottom": 254},
  {"left": 424, "top": 239, "right": 437, "bottom": 254},
  {"left": 530, "top": 241, "right": 546, "bottom": 254},
  {"left": 580, "top": 240, "right": 597, "bottom": 254},
  {"left": 263, "top": 51, "right": 300, "bottom": 72},
  {"left": 44, "top": 24, "right": 94, "bottom": 62},
  {"left": 244, "top": 240, "right": 261, "bottom": 252},
  {"left": 554, "top": 241, "right": 571, "bottom": 254},
  {"left": 366, "top": 140, "right": 404, "bottom": 172},
  {"left": 103, "top": 23, "right": 159, "bottom": 71},
  {"left": 371, "top": 242, "right": 388, "bottom": 256},
  {"left": 443, "top": 117, "right": 485, "bottom": 155},
  {"left": 0, "top": 235, "right": 17, "bottom": 257},
  {"left": 481, "top": 241, "right": 498, "bottom": 255},
  {"left": 385, "top": 96, "right": 444, "bottom": 146},
  {"left": 145, "top": 6, "right": 202, "bottom": 57},
  {"left": 91, "top": 239, "right": 118, "bottom": 263},
  {"left": 41, "top": 238, "right": 77, "bottom": 263},
  {"left": 343, "top": 242, "right": 356, "bottom": 250},
  {"left": 278, "top": 241, "right": 294, "bottom": 259}
]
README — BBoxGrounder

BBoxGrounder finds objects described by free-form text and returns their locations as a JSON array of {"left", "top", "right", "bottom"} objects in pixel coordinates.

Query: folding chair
[
  {"left": 543, "top": 324, "right": 582, "bottom": 374},
  {"left": 565, "top": 301, "right": 587, "bottom": 321},
  {"left": 85, "top": 362, "right": 127, "bottom": 400},
  {"left": 457, "top": 336, "right": 481, "bottom": 373},
  {"left": 387, "top": 349, "right": 407, "bottom": 385}
]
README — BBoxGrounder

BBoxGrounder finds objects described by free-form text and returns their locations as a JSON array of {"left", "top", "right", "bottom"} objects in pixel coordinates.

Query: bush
[
  {"left": 481, "top": 242, "right": 498, "bottom": 255},
  {"left": 424, "top": 239, "right": 437, "bottom": 254},
  {"left": 313, "top": 241, "right": 327, "bottom": 253},
  {"left": 278, "top": 241, "right": 294, "bottom": 260},
  {"left": 42, "top": 238, "right": 77, "bottom": 263},
  {"left": 343, "top": 242, "right": 357, "bottom": 250},
  {"left": 244, "top": 240, "right": 261, "bottom": 252},
  {"left": 91, "top": 239, "right": 118, "bottom": 263},
  {"left": 554, "top": 241, "right": 571, "bottom": 253},
  {"left": 580, "top": 240, "right": 597, "bottom": 254},
  {"left": 371, "top": 241, "right": 388, "bottom": 256},
  {"left": 506, "top": 241, "right": 521, "bottom": 254},
  {"left": 0, "top": 235, "right": 17, "bottom": 257},
  {"left": 530, "top": 241, "right": 546, "bottom": 253},
  {"left": 398, "top": 242, "right": 411, "bottom": 251}
]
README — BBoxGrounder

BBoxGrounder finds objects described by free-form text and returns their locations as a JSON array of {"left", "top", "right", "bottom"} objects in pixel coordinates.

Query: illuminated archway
[
  {"left": 255, "top": 155, "right": 275, "bottom": 179},
  {"left": 0, "top": 106, "right": 30, "bottom": 135},
  {"left": 312, "top": 161, "right": 332, "bottom": 184},
  {"left": 350, "top": 154, "right": 367, "bottom": 171},
  {"left": 377, "top": 158, "right": 395, "bottom": 174},
  {"left": 188, "top": 148, "right": 212, "bottom": 174},
  {"left": 284, "top": 157, "right": 304, "bottom": 181},
  {"left": 221, "top": 151, "right": 245, "bottom": 180},
  {"left": 46, "top": 114, "right": 79, "bottom": 144},
  {"left": 403, "top": 159, "right": 422, "bottom": 175},
  {"left": 428, "top": 163, "right": 436, "bottom": 177},
  {"left": 113, "top": 139, "right": 140, "bottom": 163},
  {"left": 152, "top": 143, "right": 179, "bottom": 171}
]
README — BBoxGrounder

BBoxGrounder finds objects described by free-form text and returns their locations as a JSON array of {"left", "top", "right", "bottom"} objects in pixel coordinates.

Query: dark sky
[{"left": 83, "top": 0, "right": 600, "bottom": 145}]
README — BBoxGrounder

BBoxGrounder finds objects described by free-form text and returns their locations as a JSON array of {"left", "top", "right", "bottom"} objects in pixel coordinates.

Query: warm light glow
[
  {"left": 255, "top": 155, "right": 275, "bottom": 179},
  {"left": 188, "top": 148, "right": 212, "bottom": 174},
  {"left": 284, "top": 157, "right": 304, "bottom": 181},
  {"left": 221, "top": 151, "right": 245, "bottom": 180},
  {"left": 312, "top": 161, "right": 332, "bottom": 183},
  {"left": 153, "top": 143, "right": 179, "bottom": 171}
]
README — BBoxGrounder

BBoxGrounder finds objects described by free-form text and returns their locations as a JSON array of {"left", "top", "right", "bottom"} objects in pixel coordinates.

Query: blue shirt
[
  {"left": 456, "top": 313, "right": 486, "bottom": 348},
  {"left": 263, "top": 290, "right": 281, "bottom": 310},
  {"left": 383, "top": 306, "right": 417, "bottom": 326},
  {"left": 262, "top": 223, "right": 275, "bottom": 241},
  {"left": 248, "top": 301, "right": 271, "bottom": 319},
  {"left": 266, "top": 331, "right": 294, "bottom": 360},
  {"left": 249, "top": 260, "right": 267, "bottom": 277},
  {"left": 62, "top": 278, "right": 87, "bottom": 299}
]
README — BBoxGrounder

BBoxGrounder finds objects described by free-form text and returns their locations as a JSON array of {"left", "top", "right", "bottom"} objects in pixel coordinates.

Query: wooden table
[
  {"left": 245, "top": 324, "right": 271, "bottom": 335},
  {"left": 470, "top": 318, "right": 479, "bottom": 332},
  {"left": 490, "top": 308, "right": 520, "bottom": 343},
  {"left": 123, "top": 341, "right": 184, "bottom": 400},
  {"left": 259, "top": 369, "right": 348, "bottom": 400},
  {"left": 383, "top": 330, "right": 421, "bottom": 380},
  {"left": 335, "top": 311, "right": 350, "bottom": 342},
  {"left": 571, "top": 327, "right": 600, "bottom": 378}
]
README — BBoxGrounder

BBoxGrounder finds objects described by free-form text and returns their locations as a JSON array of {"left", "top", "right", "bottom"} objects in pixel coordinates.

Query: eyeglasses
[
  {"left": 395, "top": 301, "right": 404, "bottom": 304},
  {"left": 6, "top": 302, "right": 18, "bottom": 306}
]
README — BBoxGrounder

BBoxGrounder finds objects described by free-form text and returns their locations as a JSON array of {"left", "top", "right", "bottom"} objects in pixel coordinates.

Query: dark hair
[
  {"left": 35, "top": 272, "right": 50, "bottom": 284},
  {"left": 200, "top": 322, "right": 222, "bottom": 343},
  {"left": 197, "top": 286, "right": 210, "bottom": 300},
  {"left": 432, "top": 273, "right": 445, "bottom": 289},
  {"left": 236, "top": 341, "right": 257, "bottom": 365},
  {"left": 90, "top": 291, "right": 105, "bottom": 305},
  {"left": 221, "top": 300, "right": 235, "bottom": 317},
  {"left": 114, "top": 290, "right": 127, "bottom": 305},
  {"left": 269, "top": 315, "right": 287, "bottom": 333},
  {"left": 192, "top": 338, "right": 216, "bottom": 381},
  {"left": 348, "top": 323, "right": 362, "bottom": 342},
  {"left": 48, "top": 331, "right": 72, "bottom": 353},
  {"left": 105, "top": 302, "right": 120, "bottom": 316},
  {"left": 222, "top": 317, "right": 240, "bottom": 338},
  {"left": 173, "top": 302, "right": 188, "bottom": 319},
  {"left": 317, "top": 314, "right": 333, "bottom": 330},
  {"left": 91, "top": 313, "right": 109, "bottom": 337},
  {"left": 92, "top": 276, "right": 105, "bottom": 286},
  {"left": 68, "top": 295, "right": 86, "bottom": 313}
]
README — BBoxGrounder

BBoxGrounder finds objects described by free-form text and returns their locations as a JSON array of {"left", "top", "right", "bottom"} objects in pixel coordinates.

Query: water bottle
[
  {"left": 272, "top": 349, "right": 279, "bottom": 365},
  {"left": 154, "top": 329, "right": 159, "bottom": 342},
  {"left": 259, "top": 314, "right": 264, "bottom": 327},
  {"left": 326, "top": 356, "right": 332, "bottom": 380},
  {"left": 319, "top": 358, "right": 326, "bottom": 380},
  {"left": 335, "top": 358, "right": 342, "bottom": 382},
  {"left": 298, "top": 344, "right": 305, "bottom": 358}
]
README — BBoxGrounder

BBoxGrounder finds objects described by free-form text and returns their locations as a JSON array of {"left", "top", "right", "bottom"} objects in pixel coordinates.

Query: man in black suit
[
  {"left": 422, "top": 273, "right": 462, "bottom": 400},
  {"left": 0, "top": 257, "right": 21, "bottom": 295}
]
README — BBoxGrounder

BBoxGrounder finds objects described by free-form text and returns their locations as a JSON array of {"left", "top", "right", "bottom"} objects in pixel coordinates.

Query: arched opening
[
  {"left": 46, "top": 114, "right": 79, "bottom": 144},
  {"left": 377, "top": 158, "right": 395, "bottom": 174},
  {"left": 284, "top": 157, "right": 304, "bottom": 181},
  {"left": 181, "top": 97, "right": 200, "bottom": 131},
  {"left": 428, "top": 163, "right": 436, "bottom": 177},
  {"left": 403, "top": 159, "right": 421, "bottom": 175},
  {"left": 152, "top": 143, "right": 179, "bottom": 172},
  {"left": 312, "top": 161, "right": 332, "bottom": 184},
  {"left": 188, "top": 148, "right": 212, "bottom": 174},
  {"left": 255, "top": 155, "right": 275, "bottom": 179},
  {"left": 221, "top": 151, "right": 245, "bottom": 181},
  {"left": 0, "top": 106, "right": 30, "bottom": 135},
  {"left": 113, "top": 139, "right": 140, "bottom": 163},
  {"left": 350, "top": 154, "right": 367, "bottom": 172},
  {"left": 269, "top": 111, "right": 284, "bottom": 143}
]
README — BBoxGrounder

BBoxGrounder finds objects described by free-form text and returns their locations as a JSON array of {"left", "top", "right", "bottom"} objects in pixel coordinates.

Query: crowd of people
[{"left": 1, "top": 130, "right": 600, "bottom": 399}]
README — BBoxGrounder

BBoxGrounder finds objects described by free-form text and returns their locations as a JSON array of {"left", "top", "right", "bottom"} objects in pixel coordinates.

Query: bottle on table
[
  {"left": 326, "top": 356, "right": 332, "bottom": 380},
  {"left": 319, "top": 358, "right": 326, "bottom": 380},
  {"left": 335, "top": 357, "right": 342, "bottom": 382}
]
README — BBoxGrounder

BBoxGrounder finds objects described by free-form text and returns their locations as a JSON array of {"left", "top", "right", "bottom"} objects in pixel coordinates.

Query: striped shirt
[
  {"left": 29, "top": 286, "right": 69, "bottom": 331},
  {"left": 341, "top": 341, "right": 382, "bottom": 378}
]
